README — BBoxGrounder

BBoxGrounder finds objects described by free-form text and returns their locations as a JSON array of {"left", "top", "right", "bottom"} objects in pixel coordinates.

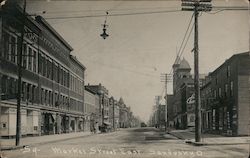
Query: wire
[
  {"left": 41, "top": 7, "right": 180, "bottom": 15},
  {"left": 174, "top": 13, "right": 194, "bottom": 66},
  {"left": 159, "top": 13, "right": 194, "bottom": 99},
  {"left": 179, "top": 23, "right": 194, "bottom": 59},
  {"left": 166, "top": 13, "right": 194, "bottom": 77},
  {"left": 84, "top": 59, "right": 160, "bottom": 79},
  {"left": 44, "top": 10, "right": 182, "bottom": 20}
]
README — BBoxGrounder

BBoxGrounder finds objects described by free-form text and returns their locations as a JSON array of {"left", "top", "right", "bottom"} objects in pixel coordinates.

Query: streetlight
[
  {"left": 100, "top": 24, "right": 109, "bottom": 40},
  {"left": 100, "top": 12, "right": 109, "bottom": 39}
]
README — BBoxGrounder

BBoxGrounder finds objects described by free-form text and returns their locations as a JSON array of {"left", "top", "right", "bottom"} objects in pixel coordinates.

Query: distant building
[
  {"left": 84, "top": 88, "right": 99, "bottom": 132},
  {"left": 85, "top": 84, "right": 109, "bottom": 129},
  {"left": 201, "top": 52, "right": 250, "bottom": 136},
  {"left": 171, "top": 56, "right": 205, "bottom": 129},
  {"left": 118, "top": 98, "right": 129, "bottom": 128},
  {"left": 167, "top": 95, "right": 174, "bottom": 127},
  {"left": 114, "top": 99, "right": 120, "bottom": 130},
  {"left": 172, "top": 57, "right": 193, "bottom": 129},
  {"left": 158, "top": 104, "right": 166, "bottom": 128}
]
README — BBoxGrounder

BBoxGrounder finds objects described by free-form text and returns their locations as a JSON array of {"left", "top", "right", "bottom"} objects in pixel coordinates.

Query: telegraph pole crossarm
[{"left": 181, "top": 0, "right": 212, "bottom": 143}]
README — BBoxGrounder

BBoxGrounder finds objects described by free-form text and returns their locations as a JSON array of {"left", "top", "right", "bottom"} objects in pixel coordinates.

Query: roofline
[
  {"left": 84, "top": 88, "right": 97, "bottom": 95},
  {"left": 35, "top": 16, "right": 73, "bottom": 51},
  {"left": 210, "top": 52, "right": 249, "bottom": 76},
  {"left": 70, "top": 55, "right": 86, "bottom": 70}
]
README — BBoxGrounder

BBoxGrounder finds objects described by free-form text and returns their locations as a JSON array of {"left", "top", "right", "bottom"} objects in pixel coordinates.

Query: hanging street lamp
[{"left": 100, "top": 12, "right": 109, "bottom": 39}]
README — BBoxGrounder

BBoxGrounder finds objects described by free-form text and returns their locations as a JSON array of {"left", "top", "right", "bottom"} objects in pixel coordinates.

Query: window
[
  {"left": 43, "top": 56, "right": 47, "bottom": 76},
  {"left": 33, "top": 50, "right": 37, "bottom": 73},
  {"left": 22, "top": 44, "right": 27, "bottom": 69},
  {"left": 41, "top": 88, "right": 44, "bottom": 105},
  {"left": 22, "top": 82, "right": 26, "bottom": 101},
  {"left": 230, "top": 81, "right": 233, "bottom": 96},
  {"left": 225, "top": 84, "right": 228, "bottom": 97},
  {"left": 45, "top": 90, "right": 48, "bottom": 105},
  {"left": 27, "top": 84, "right": 30, "bottom": 102},
  {"left": 214, "top": 90, "right": 217, "bottom": 98},
  {"left": 54, "top": 92, "right": 59, "bottom": 107},
  {"left": 47, "top": 59, "right": 52, "bottom": 79},
  {"left": 53, "top": 62, "right": 59, "bottom": 82},
  {"left": 38, "top": 53, "right": 42, "bottom": 74},
  {"left": 28, "top": 47, "right": 33, "bottom": 71},
  {"left": 10, "top": 36, "right": 16, "bottom": 63},
  {"left": 32, "top": 86, "right": 35, "bottom": 104},
  {"left": 2, "top": 32, "right": 9, "bottom": 59},
  {"left": 1, "top": 76, "right": 7, "bottom": 96},
  {"left": 227, "top": 66, "right": 231, "bottom": 78},
  {"left": 218, "top": 88, "right": 222, "bottom": 97}
]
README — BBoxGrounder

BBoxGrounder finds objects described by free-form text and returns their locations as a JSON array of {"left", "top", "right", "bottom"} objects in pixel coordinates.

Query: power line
[
  {"left": 44, "top": 10, "right": 182, "bottom": 20},
  {"left": 174, "top": 13, "right": 194, "bottom": 65},
  {"left": 159, "top": 12, "right": 194, "bottom": 98},
  {"left": 179, "top": 23, "right": 194, "bottom": 60},
  {"left": 41, "top": 7, "right": 180, "bottom": 15},
  {"left": 167, "top": 13, "right": 194, "bottom": 76}
]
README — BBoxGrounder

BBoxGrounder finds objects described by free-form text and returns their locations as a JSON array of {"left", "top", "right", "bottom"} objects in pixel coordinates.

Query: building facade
[
  {"left": 172, "top": 56, "right": 193, "bottom": 129},
  {"left": 108, "top": 97, "right": 119, "bottom": 130},
  {"left": 167, "top": 95, "right": 174, "bottom": 127},
  {"left": 118, "top": 98, "right": 129, "bottom": 128},
  {"left": 85, "top": 84, "right": 109, "bottom": 129},
  {"left": 84, "top": 89, "right": 99, "bottom": 132},
  {"left": 0, "top": 3, "right": 85, "bottom": 137},
  {"left": 201, "top": 52, "right": 250, "bottom": 136}
]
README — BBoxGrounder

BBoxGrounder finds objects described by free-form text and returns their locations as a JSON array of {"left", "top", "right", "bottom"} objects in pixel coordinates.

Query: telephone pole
[
  {"left": 16, "top": 0, "right": 26, "bottom": 146},
  {"left": 160, "top": 73, "right": 172, "bottom": 132},
  {"left": 181, "top": 0, "right": 212, "bottom": 142}
]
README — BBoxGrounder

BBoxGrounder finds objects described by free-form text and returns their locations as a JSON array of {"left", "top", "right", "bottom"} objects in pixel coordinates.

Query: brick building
[
  {"left": 0, "top": 3, "right": 85, "bottom": 137},
  {"left": 201, "top": 52, "right": 250, "bottom": 136},
  {"left": 84, "top": 88, "right": 99, "bottom": 132},
  {"left": 84, "top": 84, "right": 109, "bottom": 129}
]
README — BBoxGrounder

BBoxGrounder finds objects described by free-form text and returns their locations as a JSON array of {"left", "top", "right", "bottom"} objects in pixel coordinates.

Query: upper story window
[
  {"left": 227, "top": 65, "right": 231, "bottom": 78},
  {"left": 2, "top": 31, "right": 9, "bottom": 59},
  {"left": 2, "top": 31, "right": 17, "bottom": 64},
  {"left": 218, "top": 88, "right": 222, "bottom": 98},
  {"left": 28, "top": 47, "right": 33, "bottom": 71},
  {"left": 214, "top": 89, "right": 217, "bottom": 98},
  {"left": 230, "top": 81, "right": 234, "bottom": 97},
  {"left": 224, "top": 84, "right": 228, "bottom": 97},
  {"left": 10, "top": 36, "right": 17, "bottom": 63}
]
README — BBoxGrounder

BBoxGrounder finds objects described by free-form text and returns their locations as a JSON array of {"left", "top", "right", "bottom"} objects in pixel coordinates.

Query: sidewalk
[
  {"left": 168, "top": 129, "right": 250, "bottom": 146},
  {"left": 0, "top": 131, "right": 92, "bottom": 151}
]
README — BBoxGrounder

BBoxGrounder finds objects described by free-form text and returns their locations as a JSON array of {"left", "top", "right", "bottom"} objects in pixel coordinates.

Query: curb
[
  {"left": 185, "top": 140, "right": 250, "bottom": 146},
  {"left": 167, "top": 132, "right": 186, "bottom": 140},
  {"left": 0, "top": 132, "right": 93, "bottom": 151}
]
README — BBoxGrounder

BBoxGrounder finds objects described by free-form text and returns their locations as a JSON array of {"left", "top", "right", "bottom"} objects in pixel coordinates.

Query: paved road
[{"left": 2, "top": 127, "right": 249, "bottom": 158}]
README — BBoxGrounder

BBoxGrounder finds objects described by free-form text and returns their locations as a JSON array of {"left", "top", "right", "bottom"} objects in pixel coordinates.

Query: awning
[{"left": 103, "top": 122, "right": 111, "bottom": 126}]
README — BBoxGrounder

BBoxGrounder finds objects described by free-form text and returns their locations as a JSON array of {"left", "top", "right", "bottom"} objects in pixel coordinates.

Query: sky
[{"left": 26, "top": 0, "right": 249, "bottom": 122}]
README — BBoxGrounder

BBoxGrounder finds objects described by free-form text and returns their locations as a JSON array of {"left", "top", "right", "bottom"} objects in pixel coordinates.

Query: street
[{"left": 2, "top": 127, "right": 249, "bottom": 158}]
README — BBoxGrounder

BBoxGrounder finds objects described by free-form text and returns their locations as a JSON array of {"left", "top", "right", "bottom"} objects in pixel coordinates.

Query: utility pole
[
  {"left": 113, "top": 99, "right": 115, "bottom": 131},
  {"left": 16, "top": 0, "right": 26, "bottom": 146},
  {"left": 161, "top": 73, "right": 172, "bottom": 132},
  {"left": 181, "top": 0, "right": 212, "bottom": 142},
  {"left": 0, "top": 0, "right": 7, "bottom": 151}
]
